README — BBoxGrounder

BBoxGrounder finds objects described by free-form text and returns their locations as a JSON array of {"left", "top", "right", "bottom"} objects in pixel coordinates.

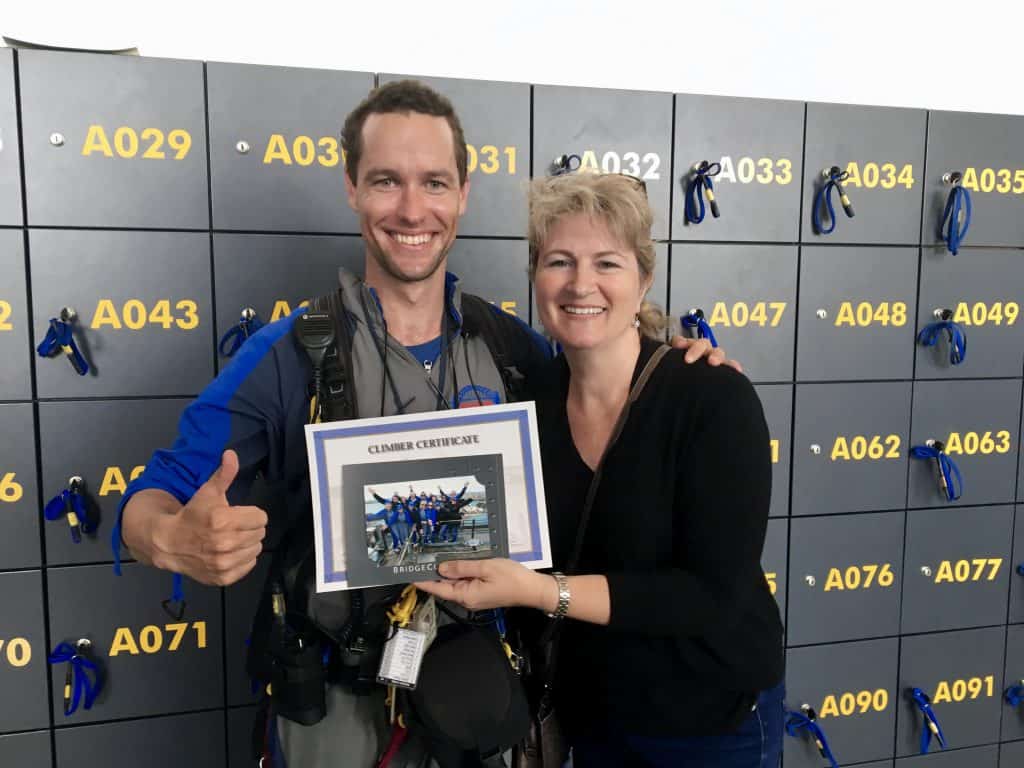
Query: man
[{"left": 116, "top": 80, "right": 731, "bottom": 767}]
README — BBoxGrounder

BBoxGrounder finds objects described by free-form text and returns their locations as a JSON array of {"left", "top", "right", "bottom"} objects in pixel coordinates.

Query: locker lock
[
  {"left": 75, "top": 638, "right": 92, "bottom": 654},
  {"left": 49, "top": 132, "right": 65, "bottom": 147},
  {"left": 932, "top": 308, "right": 954, "bottom": 321},
  {"left": 920, "top": 565, "right": 932, "bottom": 577},
  {"left": 942, "top": 171, "right": 963, "bottom": 185},
  {"left": 59, "top": 306, "right": 77, "bottom": 323},
  {"left": 550, "top": 153, "right": 582, "bottom": 176},
  {"left": 804, "top": 575, "right": 816, "bottom": 587},
  {"left": 810, "top": 444, "right": 822, "bottom": 455},
  {"left": 236, "top": 140, "right": 251, "bottom": 154},
  {"left": 816, "top": 309, "right": 828, "bottom": 319}
]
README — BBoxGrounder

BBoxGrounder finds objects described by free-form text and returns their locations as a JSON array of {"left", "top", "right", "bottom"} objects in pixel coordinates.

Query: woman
[{"left": 417, "top": 172, "right": 784, "bottom": 768}]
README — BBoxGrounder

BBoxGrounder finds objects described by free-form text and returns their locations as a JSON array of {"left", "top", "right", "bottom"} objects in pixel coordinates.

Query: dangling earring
[{"left": 633, "top": 314, "right": 640, "bottom": 329}]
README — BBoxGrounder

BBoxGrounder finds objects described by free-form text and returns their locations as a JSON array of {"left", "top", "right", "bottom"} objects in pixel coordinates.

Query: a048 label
[{"left": 834, "top": 301, "right": 907, "bottom": 327}]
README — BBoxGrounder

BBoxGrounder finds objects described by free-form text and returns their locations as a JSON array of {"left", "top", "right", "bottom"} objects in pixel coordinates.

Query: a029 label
[{"left": 82, "top": 127, "right": 192, "bottom": 160}]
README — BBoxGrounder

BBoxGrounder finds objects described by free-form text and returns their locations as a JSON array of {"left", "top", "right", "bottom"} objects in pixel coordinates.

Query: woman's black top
[{"left": 533, "top": 336, "right": 784, "bottom": 738}]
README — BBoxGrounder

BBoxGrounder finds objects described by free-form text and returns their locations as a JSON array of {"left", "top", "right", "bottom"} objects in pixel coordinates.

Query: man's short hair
[{"left": 341, "top": 79, "right": 468, "bottom": 186}]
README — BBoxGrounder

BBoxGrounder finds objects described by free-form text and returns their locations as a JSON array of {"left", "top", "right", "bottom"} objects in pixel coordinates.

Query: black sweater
[{"left": 533, "top": 336, "right": 784, "bottom": 738}]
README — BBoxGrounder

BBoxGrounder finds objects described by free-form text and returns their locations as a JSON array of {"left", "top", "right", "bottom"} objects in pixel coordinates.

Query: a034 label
[
  {"left": 109, "top": 621, "right": 207, "bottom": 656},
  {"left": 841, "top": 162, "right": 915, "bottom": 189},
  {"left": 818, "top": 688, "right": 889, "bottom": 718}
]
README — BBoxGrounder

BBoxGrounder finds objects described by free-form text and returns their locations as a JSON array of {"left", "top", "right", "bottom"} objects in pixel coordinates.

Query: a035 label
[
  {"left": 109, "top": 621, "right": 207, "bottom": 656},
  {"left": 82, "top": 127, "right": 192, "bottom": 160},
  {"left": 959, "top": 168, "right": 1024, "bottom": 194},
  {"left": 0, "top": 637, "right": 31, "bottom": 667},
  {"left": 819, "top": 688, "right": 889, "bottom": 718},
  {"left": 90, "top": 299, "right": 199, "bottom": 330}
]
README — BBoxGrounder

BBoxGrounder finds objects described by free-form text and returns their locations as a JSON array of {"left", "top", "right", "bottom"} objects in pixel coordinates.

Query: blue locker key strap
[
  {"left": 685, "top": 161, "right": 722, "bottom": 223},
  {"left": 1005, "top": 681, "right": 1024, "bottom": 708},
  {"left": 918, "top": 314, "right": 967, "bottom": 366},
  {"left": 785, "top": 707, "right": 839, "bottom": 768},
  {"left": 43, "top": 480, "right": 95, "bottom": 543},
  {"left": 48, "top": 640, "right": 102, "bottom": 716},
  {"left": 37, "top": 316, "right": 90, "bottom": 375},
  {"left": 219, "top": 308, "right": 265, "bottom": 358},
  {"left": 162, "top": 573, "right": 186, "bottom": 621},
  {"left": 911, "top": 687, "right": 947, "bottom": 753},
  {"left": 681, "top": 310, "right": 718, "bottom": 348},
  {"left": 813, "top": 166, "right": 855, "bottom": 235},
  {"left": 940, "top": 174, "right": 972, "bottom": 255},
  {"left": 910, "top": 443, "right": 963, "bottom": 501}
]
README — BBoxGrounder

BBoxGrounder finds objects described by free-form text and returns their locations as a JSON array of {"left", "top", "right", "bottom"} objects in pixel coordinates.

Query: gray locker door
[
  {"left": 54, "top": 710, "right": 224, "bottom": 768},
  {"left": 19, "top": 51, "right": 208, "bottom": 229},
  {"left": 672, "top": 94, "right": 803, "bottom": 242},
  {"left": 762, "top": 517, "right": 788, "bottom": 631},
  {"left": 755, "top": 384, "right": 792, "bottom": 518},
  {"left": 228, "top": 705, "right": 260, "bottom": 768},
  {"left": 380, "top": 74, "right": 529, "bottom": 237},
  {"left": 1002, "top": 740, "right": 1024, "bottom": 767},
  {"left": 1001, "top": 625, "right": 1024, "bottom": 743},
  {"left": 0, "top": 731, "right": 51, "bottom": 768},
  {"left": 47, "top": 563, "right": 224, "bottom": 724},
  {"left": 225, "top": 556, "right": 270, "bottom": 707},
  {"left": 0, "top": 230, "right": 31, "bottom": 400},
  {"left": 1011, "top": 505, "right": 1024, "bottom": 624},
  {"left": 896, "top": 745, "right": 998, "bottom": 767},
  {"left": 0, "top": 571, "right": 49, "bottom": 733},
  {"left": 532, "top": 85, "right": 673, "bottom": 240},
  {"left": 208, "top": 62, "right": 374, "bottom": 233},
  {"left": 446, "top": 240, "right": 530, "bottom": 322},
  {"left": 802, "top": 103, "right": 926, "bottom": 244},
  {"left": 0, "top": 49, "right": 22, "bottom": 225}
]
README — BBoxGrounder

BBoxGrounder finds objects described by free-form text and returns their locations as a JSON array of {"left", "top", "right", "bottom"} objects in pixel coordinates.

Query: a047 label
[
  {"left": 0, "top": 637, "right": 32, "bottom": 667},
  {"left": 82, "top": 126, "right": 192, "bottom": 160},
  {"left": 109, "top": 621, "right": 207, "bottom": 656},
  {"left": 707, "top": 302, "right": 787, "bottom": 328},
  {"left": 90, "top": 299, "right": 199, "bottom": 330},
  {"left": 933, "top": 558, "right": 1002, "bottom": 583},
  {"left": 830, "top": 435, "right": 900, "bottom": 461},
  {"left": 818, "top": 688, "right": 889, "bottom": 718}
]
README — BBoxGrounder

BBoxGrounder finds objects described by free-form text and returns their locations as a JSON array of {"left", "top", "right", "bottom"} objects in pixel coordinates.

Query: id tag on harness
[
  {"left": 377, "top": 627, "right": 428, "bottom": 690},
  {"left": 409, "top": 595, "right": 438, "bottom": 651}
]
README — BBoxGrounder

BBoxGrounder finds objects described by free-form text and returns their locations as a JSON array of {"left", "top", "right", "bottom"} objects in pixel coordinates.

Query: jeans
[{"left": 571, "top": 681, "right": 785, "bottom": 768}]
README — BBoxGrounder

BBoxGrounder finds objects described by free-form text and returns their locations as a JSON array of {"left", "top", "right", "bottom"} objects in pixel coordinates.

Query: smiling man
[{"left": 116, "top": 80, "right": 731, "bottom": 767}]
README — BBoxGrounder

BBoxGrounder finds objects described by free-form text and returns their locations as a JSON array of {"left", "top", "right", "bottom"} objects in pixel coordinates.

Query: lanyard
[
  {"left": 43, "top": 477, "right": 93, "bottom": 543},
  {"left": 219, "top": 307, "right": 265, "bottom": 357},
  {"left": 910, "top": 687, "right": 947, "bottom": 754},
  {"left": 940, "top": 172, "right": 972, "bottom": 255},
  {"left": 48, "top": 639, "right": 102, "bottom": 716},
  {"left": 910, "top": 440, "right": 963, "bottom": 501},
  {"left": 680, "top": 308, "right": 719, "bottom": 348},
  {"left": 813, "top": 166, "right": 856, "bottom": 235},
  {"left": 785, "top": 705, "right": 839, "bottom": 768},
  {"left": 685, "top": 160, "right": 722, "bottom": 223},
  {"left": 918, "top": 310, "right": 967, "bottom": 366},
  {"left": 37, "top": 310, "right": 90, "bottom": 375}
]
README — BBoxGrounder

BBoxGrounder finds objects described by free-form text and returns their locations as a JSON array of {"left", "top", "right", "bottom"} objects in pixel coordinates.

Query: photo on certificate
[
  {"left": 343, "top": 454, "right": 509, "bottom": 588},
  {"left": 306, "top": 402, "right": 552, "bottom": 592}
]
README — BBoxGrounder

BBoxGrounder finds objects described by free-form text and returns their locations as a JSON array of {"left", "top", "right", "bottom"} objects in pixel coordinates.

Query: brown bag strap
[{"left": 539, "top": 343, "right": 671, "bottom": 651}]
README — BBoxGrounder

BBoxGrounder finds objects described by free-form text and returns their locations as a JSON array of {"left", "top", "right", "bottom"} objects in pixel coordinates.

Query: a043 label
[
  {"left": 0, "top": 637, "right": 31, "bottom": 667},
  {"left": 841, "top": 162, "right": 915, "bottom": 190},
  {"left": 577, "top": 150, "right": 661, "bottom": 181},
  {"left": 959, "top": 168, "right": 1024, "bottom": 194},
  {"left": 931, "top": 676, "right": 995, "bottom": 703},
  {"left": 0, "top": 472, "right": 24, "bottom": 503},
  {"left": 834, "top": 301, "right": 907, "bottom": 327},
  {"left": 707, "top": 302, "right": 787, "bottom": 328},
  {"left": 90, "top": 299, "right": 199, "bottom": 330},
  {"left": 933, "top": 558, "right": 1002, "bottom": 583},
  {"left": 0, "top": 300, "right": 12, "bottom": 331},
  {"left": 830, "top": 435, "right": 900, "bottom": 461},
  {"left": 943, "top": 431, "right": 1011, "bottom": 456},
  {"left": 818, "top": 688, "right": 889, "bottom": 718},
  {"left": 951, "top": 301, "right": 1019, "bottom": 326},
  {"left": 82, "top": 126, "right": 192, "bottom": 160},
  {"left": 109, "top": 621, "right": 207, "bottom": 656},
  {"left": 823, "top": 563, "right": 895, "bottom": 591},
  {"left": 710, "top": 156, "right": 793, "bottom": 186},
  {"left": 98, "top": 466, "right": 145, "bottom": 497}
]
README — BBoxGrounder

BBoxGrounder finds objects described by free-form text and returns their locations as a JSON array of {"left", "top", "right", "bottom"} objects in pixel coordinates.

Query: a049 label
[
  {"left": 0, "top": 472, "right": 24, "bottom": 503},
  {"left": 0, "top": 637, "right": 32, "bottom": 667},
  {"left": 951, "top": 301, "right": 1019, "bottom": 326},
  {"left": 82, "top": 126, "right": 192, "bottom": 160},
  {"left": 830, "top": 435, "right": 900, "bottom": 461},
  {"left": 823, "top": 563, "right": 895, "bottom": 591},
  {"left": 90, "top": 299, "right": 199, "bottom": 330},
  {"left": 933, "top": 558, "right": 1002, "bottom": 583},
  {"left": 818, "top": 688, "right": 889, "bottom": 718},
  {"left": 931, "top": 676, "right": 995, "bottom": 702},
  {"left": 109, "top": 621, "right": 207, "bottom": 656}
]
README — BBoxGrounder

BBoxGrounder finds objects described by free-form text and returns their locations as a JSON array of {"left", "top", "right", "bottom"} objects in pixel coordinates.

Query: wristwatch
[{"left": 546, "top": 572, "right": 571, "bottom": 619}]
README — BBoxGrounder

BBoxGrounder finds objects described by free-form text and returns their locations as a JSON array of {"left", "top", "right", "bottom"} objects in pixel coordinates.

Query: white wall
[{"left": 4, "top": 0, "right": 1022, "bottom": 115}]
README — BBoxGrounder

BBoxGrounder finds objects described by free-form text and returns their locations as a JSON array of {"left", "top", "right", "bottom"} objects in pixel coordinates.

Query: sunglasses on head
[{"left": 549, "top": 153, "right": 648, "bottom": 196}]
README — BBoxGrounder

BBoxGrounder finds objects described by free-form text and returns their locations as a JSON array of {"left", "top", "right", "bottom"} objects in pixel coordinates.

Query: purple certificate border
[{"left": 314, "top": 409, "right": 543, "bottom": 583}]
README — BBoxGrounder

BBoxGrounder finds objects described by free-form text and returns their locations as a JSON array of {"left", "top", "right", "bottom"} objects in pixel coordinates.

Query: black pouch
[{"left": 405, "top": 622, "right": 531, "bottom": 767}]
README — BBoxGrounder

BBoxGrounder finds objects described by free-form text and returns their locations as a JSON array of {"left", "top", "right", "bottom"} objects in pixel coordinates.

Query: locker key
[
  {"left": 813, "top": 166, "right": 855, "bottom": 235},
  {"left": 784, "top": 704, "right": 839, "bottom": 767},
  {"left": 1006, "top": 680, "right": 1024, "bottom": 708},
  {"left": 549, "top": 153, "right": 581, "bottom": 176},
  {"left": 36, "top": 306, "right": 91, "bottom": 376},
  {"left": 43, "top": 476, "right": 96, "bottom": 543}
]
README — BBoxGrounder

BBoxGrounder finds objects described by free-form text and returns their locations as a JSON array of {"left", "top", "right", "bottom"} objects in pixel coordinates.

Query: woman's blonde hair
[{"left": 527, "top": 172, "right": 667, "bottom": 339}]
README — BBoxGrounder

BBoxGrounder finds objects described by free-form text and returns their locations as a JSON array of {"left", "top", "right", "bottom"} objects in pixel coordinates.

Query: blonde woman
[{"left": 418, "top": 173, "right": 784, "bottom": 768}]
